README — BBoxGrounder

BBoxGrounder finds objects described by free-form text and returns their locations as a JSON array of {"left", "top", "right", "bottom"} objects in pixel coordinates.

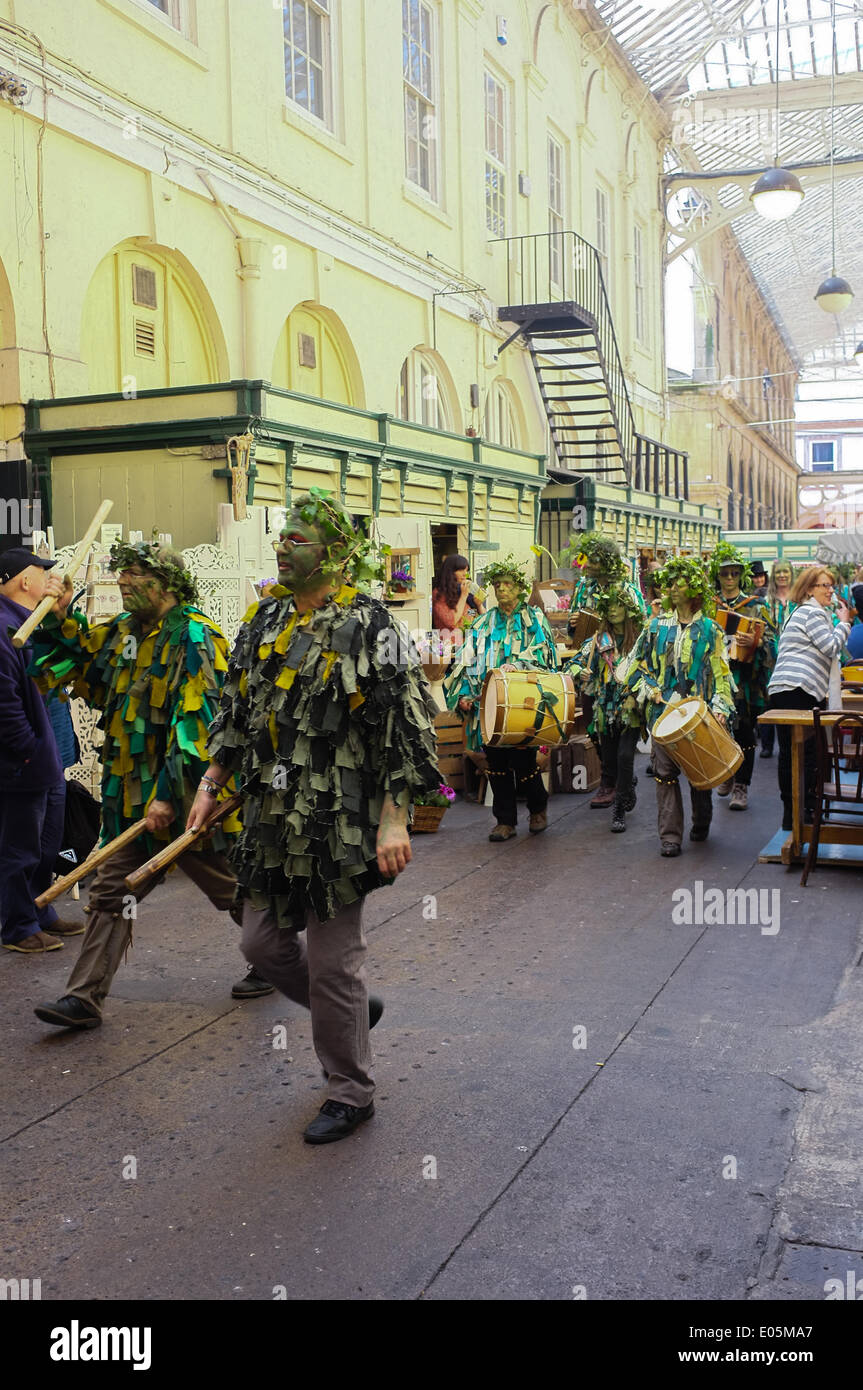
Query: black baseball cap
[{"left": 0, "top": 547, "right": 57, "bottom": 584}]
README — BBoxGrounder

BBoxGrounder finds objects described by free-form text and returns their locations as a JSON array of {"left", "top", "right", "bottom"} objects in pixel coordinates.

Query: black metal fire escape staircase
[{"left": 492, "top": 231, "right": 688, "bottom": 497}]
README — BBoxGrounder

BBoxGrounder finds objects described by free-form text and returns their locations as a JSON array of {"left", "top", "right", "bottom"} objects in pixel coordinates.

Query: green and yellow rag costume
[
  {"left": 443, "top": 601, "right": 559, "bottom": 751},
  {"left": 31, "top": 604, "right": 240, "bottom": 854},
  {"left": 620, "top": 613, "right": 736, "bottom": 731},
  {"left": 206, "top": 583, "right": 440, "bottom": 927}
]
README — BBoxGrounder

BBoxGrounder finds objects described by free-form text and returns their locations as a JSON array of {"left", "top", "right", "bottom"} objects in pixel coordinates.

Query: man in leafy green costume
[
  {"left": 621, "top": 556, "right": 735, "bottom": 857},
  {"left": 31, "top": 541, "right": 252, "bottom": 1033},
  {"left": 444, "top": 554, "right": 558, "bottom": 842},
  {"left": 189, "top": 491, "right": 440, "bottom": 1144}
]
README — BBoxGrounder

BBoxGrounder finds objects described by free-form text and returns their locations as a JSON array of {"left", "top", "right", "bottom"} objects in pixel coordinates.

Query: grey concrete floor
[{"left": 2, "top": 751, "right": 861, "bottom": 1302}]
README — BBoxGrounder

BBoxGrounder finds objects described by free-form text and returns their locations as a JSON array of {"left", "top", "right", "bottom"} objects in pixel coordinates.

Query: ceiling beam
[{"left": 666, "top": 71, "right": 863, "bottom": 117}]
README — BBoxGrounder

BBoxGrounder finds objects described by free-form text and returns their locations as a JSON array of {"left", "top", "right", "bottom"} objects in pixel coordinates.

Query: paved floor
[{"left": 2, "top": 752, "right": 861, "bottom": 1301}]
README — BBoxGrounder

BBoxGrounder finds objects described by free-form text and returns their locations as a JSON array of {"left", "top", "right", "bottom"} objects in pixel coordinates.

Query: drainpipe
[{"left": 196, "top": 169, "right": 265, "bottom": 379}]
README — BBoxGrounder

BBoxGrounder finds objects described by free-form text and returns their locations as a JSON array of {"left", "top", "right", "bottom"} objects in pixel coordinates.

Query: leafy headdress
[
  {"left": 657, "top": 555, "right": 714, "bottom": 616},
  {"left": 290, "top": 488, "right": 384, "bottom": 586},
  {"left": 108, "top": 538, "right": 199, "bottom": 606},
  {"left": 481, "top": 553, "right": 531, "bottom": 601},
  {"left": 559, "top": 530, "right": 626, "bottom": 581},
  {"left": 595, "top": 580, "right": 645, "bottom": 624},
  {"left": 709, "top": 540, "right": 752, "bottom": 591}
]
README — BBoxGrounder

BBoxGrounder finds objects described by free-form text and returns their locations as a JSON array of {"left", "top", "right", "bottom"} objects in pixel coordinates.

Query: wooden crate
[
  {"left": 433, "top": 710, "right": 466, "bottom": 790},
  {"left": 550, "top": 735, "right": 601, "bottom": 794}
]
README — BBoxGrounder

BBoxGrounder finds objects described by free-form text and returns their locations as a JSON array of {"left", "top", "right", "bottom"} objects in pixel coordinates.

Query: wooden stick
[
  {"left": 12, "top": 499, "right": 114, "bottom": 648},
  {"left": 35, "top": 818, "right": 148, "bottom": 908},
  {"left": 124, "top": 794, "right": 243, "bottom": 894}
]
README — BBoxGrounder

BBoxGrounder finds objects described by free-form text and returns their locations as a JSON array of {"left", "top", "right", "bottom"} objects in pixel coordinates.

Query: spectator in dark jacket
[{"left": 0, "top": 548, "right": 81, "bottom": 952}]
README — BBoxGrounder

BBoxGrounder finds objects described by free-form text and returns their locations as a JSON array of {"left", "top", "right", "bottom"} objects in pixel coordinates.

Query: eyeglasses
[
  {"left": 271, "top": 536, "right": 317, "bottom": 551},
  {"left": 813, "top": 581, "right": 834, "bottom": 590}
]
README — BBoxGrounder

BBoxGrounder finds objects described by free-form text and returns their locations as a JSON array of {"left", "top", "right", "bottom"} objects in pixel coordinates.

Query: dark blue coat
[{"left": 0, "top": 594, "right": 63, "bottom": 790}]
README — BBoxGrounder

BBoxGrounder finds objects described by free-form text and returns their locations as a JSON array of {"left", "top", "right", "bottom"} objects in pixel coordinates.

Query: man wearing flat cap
[{"left": 0, "top": 547, "right": 81, "bottom": 952}]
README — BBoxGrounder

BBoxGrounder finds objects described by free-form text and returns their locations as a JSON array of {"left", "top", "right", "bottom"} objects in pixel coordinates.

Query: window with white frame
[
  {"left": 633, "top": 222, "right": 647, "bottom": 344},
  {"left": 140, "top": 0, "right": 184, "bottom": 28},
  {"left": 283, "top": 0, "right": 332, "bottom": 125},
  {"left": 485, "top": 72, "right": 507, "bottom": 237},
  {"left": 810, "top": 440, "right": 836, "bottom": 471},
  {"left": 548, "top": 135, "right": 564, "bottom": 289},
  {"left": 595, "top": 184, "right": 611, "bottom": 292},
  {"left": 397, "top": 353, "right": 450, "bottom": 431},
  {"left": 483, "top": 382, "right": 519, "bottom": 449},
  {"left": 403, "top": 0, "right": 438, "bottom": 199}
]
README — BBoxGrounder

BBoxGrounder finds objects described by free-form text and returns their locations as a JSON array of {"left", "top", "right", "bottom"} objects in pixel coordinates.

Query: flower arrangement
[{"left": 415, "top": 783, "right": 457, "bottom": 807}]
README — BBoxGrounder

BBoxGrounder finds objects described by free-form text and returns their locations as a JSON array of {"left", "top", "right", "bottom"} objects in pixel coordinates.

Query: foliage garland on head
[
  {"left": 657, "top": 555, "right": 715, "bottom": 617},
  {"left": 595, "top": 580, "right": 645, "bottom": 624},
  {"left": 481, "top": 553, "right": 531, "bottom": 601},
  {"left": 290, "top": 487, "right": 385, "bottom": 587},
  {"left": 108, "top": 537, "right": 199, "bottom": 606},
  {"left": 709, "top": 540, "right": 752, "bottom": 591},
  {"left": 559, "top": 529, "right": 626, "bottom": 580}
]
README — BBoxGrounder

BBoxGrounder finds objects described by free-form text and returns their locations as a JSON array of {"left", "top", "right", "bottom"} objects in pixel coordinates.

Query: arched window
[
  {"left": 81, "top": 241, "right": 222, "bottom": 393},
  {"left": 272, "top": 303, "right": 362, "bottom": 405},
  {"left": 397, "top": 350, "right": 452, "bottom": 430},
  {"left": 483, "top": 380, "right": 520, "bottom": 449}
]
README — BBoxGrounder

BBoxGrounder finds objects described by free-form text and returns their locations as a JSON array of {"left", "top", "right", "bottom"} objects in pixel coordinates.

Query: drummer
[
  {"left": 710, "top": 542, "right": 776, "bottom": 812},
  {"left": 621, "top": 556, "right": 735, "bottom": 858},
  {"left": 444, "top": 554, "right": 558, "bottom": 842},
  {"left": 567, "top": 582, "right": 645, "bottom": 834},
  {"left": 562, "top": 531, "right": 646, "bottom": 809}
]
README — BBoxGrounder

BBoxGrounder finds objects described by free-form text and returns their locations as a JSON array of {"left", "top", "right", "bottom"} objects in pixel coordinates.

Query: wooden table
[{"left": 758, "top": 707, "right": 863, "bottom": 865}]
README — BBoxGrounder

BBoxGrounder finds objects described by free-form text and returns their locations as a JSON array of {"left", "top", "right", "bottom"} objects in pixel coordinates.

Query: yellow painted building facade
[{"left": 2, "top": 0, "right": 714, "bottom": 604}]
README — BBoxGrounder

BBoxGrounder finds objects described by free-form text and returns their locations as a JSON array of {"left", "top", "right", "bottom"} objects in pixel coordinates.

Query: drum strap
[{"left": 531, "top": 678, "right": 566, "bottom": 743}]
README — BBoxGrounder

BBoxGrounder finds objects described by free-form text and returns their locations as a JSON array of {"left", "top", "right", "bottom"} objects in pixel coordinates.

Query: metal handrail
[{"left": 491, "top": 231, "right": 688, "bottom": 497}]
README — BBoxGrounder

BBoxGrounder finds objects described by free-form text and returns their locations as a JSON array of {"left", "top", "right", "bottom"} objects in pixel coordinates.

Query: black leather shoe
[
  {"left": 303, "top": 1099, "right": 374, "bottom": 1144},
  {"left": 322, "top": 996, "right": 383, "bottom": 1080},
  {"left": 34, "top": 995, "right": 101, "bottom": 1030},
  {"left": 690, "top": 825, "right": 710, "bottom": 842},
  {"left": 231, "top": 967, "right": 275, "bottom": 999},
  {"left": 759, "top": 748, "right": 773, "bottom": 758},
  {"left": 660, "top": 841, "right": 682, "bottom": 857}
]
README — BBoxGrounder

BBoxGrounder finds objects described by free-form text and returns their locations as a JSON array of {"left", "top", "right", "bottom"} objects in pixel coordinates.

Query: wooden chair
[{"left": 801, "top": 710, "right": 863, "bottom": 885}]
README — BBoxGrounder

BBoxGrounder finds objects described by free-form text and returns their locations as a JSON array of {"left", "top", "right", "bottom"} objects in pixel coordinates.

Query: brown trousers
[
  {"left": 240, "top": 898, "right": 373, "bottom": 1109},
  {"left": 651, "top": 738, "right": 713, "bottom": 847},
  {"left": 66, "top": 839, "right": 236, "bottom": 1015}
]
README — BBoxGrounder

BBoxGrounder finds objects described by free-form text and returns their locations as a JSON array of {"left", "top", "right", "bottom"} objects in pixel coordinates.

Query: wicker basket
[{"left": 412, "top": 804, "right": 448, "bottom": 833}]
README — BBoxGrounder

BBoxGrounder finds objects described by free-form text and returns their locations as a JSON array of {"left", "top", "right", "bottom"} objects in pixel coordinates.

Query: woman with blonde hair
[
  {"left": 759, "top": 559, "right": 796, "bottom": 759},
  {"left": 767, "top": 566, "right": 853, "bottom": 830}
]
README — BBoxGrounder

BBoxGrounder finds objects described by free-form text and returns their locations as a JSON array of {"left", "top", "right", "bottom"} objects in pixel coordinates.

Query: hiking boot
[
  {"left": 728, "top": 783, "right": 748, "bottom": 811},
  {"left": 528, "top": 812, "right": 548, "bottom": 835},
  {"left": 610, "top": 799, "right": 626, "bottom": 833},
  {"left": 590, "top": 784, "right": 616, "bottom": 809},
  {"left": 489, "top": 824, "right": 516, "bottom": 842},
  {"left": 3, "top": 931, "right": 63, "bottom": 953},
  {"left": 660, "top": 841, "right": 682, "bottom": 857},
  {"left": 716, "top": 778, "right": 733, "bottom": 797}
]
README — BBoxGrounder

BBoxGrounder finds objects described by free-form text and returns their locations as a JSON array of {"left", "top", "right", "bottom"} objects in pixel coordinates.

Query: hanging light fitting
[
  {"left": 750, "top": 2, "right": 804, "bottom": 220},
  {"left": 816, "top": 0, "right": 853, "bottom": 313}
]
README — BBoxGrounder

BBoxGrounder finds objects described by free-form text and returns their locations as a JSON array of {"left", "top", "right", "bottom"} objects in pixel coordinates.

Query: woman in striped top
[{"left": 767, "top": 566, "right": 853, "bottom": 830}]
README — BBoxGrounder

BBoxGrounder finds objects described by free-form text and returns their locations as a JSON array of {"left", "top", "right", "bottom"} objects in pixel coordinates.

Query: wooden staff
[
  {"left": 35, "top": 818, "right": 148, "bottom": 908},
  {"left": 124, "top": 794, "right": 243, "bottom": 895},
  {"left": 12, "top": 499, "right": 114, "bottom": 648}
]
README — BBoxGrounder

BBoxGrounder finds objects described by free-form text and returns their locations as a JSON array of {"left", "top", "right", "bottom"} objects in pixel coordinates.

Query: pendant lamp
[{"left": 750, "top": 3, "right": 804, "bottom": 220}]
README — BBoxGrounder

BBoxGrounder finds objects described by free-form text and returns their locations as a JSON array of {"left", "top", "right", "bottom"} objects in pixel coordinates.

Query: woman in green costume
[{"left": 567, "top": 582, "right": 645, "bottom": 833}]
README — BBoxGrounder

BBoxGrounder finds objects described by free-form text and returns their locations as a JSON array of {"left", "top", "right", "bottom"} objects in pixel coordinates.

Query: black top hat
[
  {"left": 0, "top": 547, "right": 57, "bottom": 585},
  {"left": 750, "top": 560, "right": 767, "bottom": 577}
]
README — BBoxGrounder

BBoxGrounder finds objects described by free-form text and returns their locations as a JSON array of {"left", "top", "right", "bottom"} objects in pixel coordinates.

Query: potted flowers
[{"left": 412, "top": 783, "right": 457, "bottom": 832}]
